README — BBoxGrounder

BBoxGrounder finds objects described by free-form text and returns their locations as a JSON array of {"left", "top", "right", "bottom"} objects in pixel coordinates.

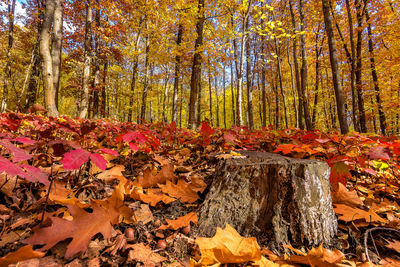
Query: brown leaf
[
  {"left": 159, "top": 212, "right": 197, "bottom": 230},
  {"left": 159, "top": 179, "right": 199, "bottom": 203},
  {"left": 0, "top": 245, "right": 45, "bottom": 266},
  {"left": 385, "top": 239, "right": 400, "bottom": 253},
  {"left": 131, "top": 188, "right": 176, "bottom": 206},
  {"left": 132, "top": 204, "right": 154, "bottom": 224},
  {"left": 127, "top": 243, "right": 166, "bottom": 266},
  {"left": 97, "top": 165, "right": 125, "bottom": 183},
  {"left": 24, "top": 202, "right": 119, "bottom": 259},
  {"left": 332, "top": 182, "right": 363, "bottom": 207},
  {"left": 284, "top": 244, "right": 344, "bottom": 267},
  {"left": 41, "top": 181, "right": 88, "bottom": 208},
  {"left": 195, "top": 224, "right": 261, "bottom": 265},
  {"left": 189, "top": 175, "right": 207, "bottom": 193},
  {"left": 133, "top": 164, "right": 175, "bottom": 188},
  {"left": 334, "top": 204, "right": 387, "bottom": 224}
]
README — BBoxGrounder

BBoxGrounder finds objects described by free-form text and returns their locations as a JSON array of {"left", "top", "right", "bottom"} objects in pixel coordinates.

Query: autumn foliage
[{"left": 0, "top": 112, "right": 399, "bottom": 266}]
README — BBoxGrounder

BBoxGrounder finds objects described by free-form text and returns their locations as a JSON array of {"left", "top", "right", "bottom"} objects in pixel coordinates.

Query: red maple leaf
[
  {"left": 61, "top": 149, "right": 91, "bottom": 170},
  {"left": 90, "top": 153, "right": 107, "bottom": 170},
  {"left": 0, "top": 139, "right": 32, "bottom": 162}
]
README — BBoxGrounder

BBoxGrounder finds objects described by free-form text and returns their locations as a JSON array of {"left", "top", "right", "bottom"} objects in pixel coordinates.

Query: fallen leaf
[
  {"left": 127, "top": 243, "right": 166, "bottom": 266},
  {"left": 334, "top": 204, "right": 386, "bottom": 224},
  {"left": 24, "top": 202, "right": 119, "bottom": 258},
  {"left": 97, "top": 165, "right": 125, "bottom": 183},
  {"left": 195, "top": 224, "right": 261, "bottom": 265},
  {"left": 331, "top": 183, "right": 363, "bottom": 207},
  {"left": 385, "top": 239, "right": 400, "bottom": 253},
  {"left": 131, "top": 188, "right": 176, "bottom": 206},
  {"left": 132, "top": 204, "right": 154, "bottom": 224},
  {"left": 90, "top": 153, "right": 107, "bottom": 171},
  {"left": 284, "top": 244, "right": 344, "bottom": 267},
  {"left": 159, "top": 212, "right": 197, "bottom": 230},
  {"left": 133, "top": 164, "right": 175, "bottom": 188},
  {"left": 61, "top": 149, "right": 91, "bottom": 170},
  {"left": 0, "top": 139, "right": 32, "bottom": 162},
  {"left": 159, "top": 179, "right": 199, "bottom": 203},
  {"left": 0, "top": 245, "right": 45, "bottom": 266}
]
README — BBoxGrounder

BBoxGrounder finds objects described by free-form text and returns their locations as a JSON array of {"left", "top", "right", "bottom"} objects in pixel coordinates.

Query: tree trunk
[
  {"left": 312, "top": 30, "right": 323, "bottom": 128},
  {"left": 215, "top": 76, "right": 220, "bottom": 128},
  {"left": 172, "top": 23, "right": 183, "bottom": 122},
  {"left": 355, "top": 0, "right": 367, "bottom": 132},
  {"left": 91, "top": 2, "right": 101, "bottom": 119},
  {"left": 344, "top": 0, "right": 359, "bottom": 131},
  {"left": 321, "top": 0, "right": 349, "bottom": 134},
  {"left": 366, "top": 9, "right": 387, "bottom": 135},
  {"left": 299, "top": 0, "right": 312, "bottom": 130},
  {"left": 246, "top": 37, "right": 254, "bottom": 130},
  {"left": 101, "top": 61, "right": 107, "bottom": 117},
  {"left": 40, "top": 0, "right": 59, "bottom": 117},
  {"left": 188, "top": 0, "right": 205, "bottom": 129},
  {"left": 162, "top": 72, "right": 169, "bottom": 122},
  {"left": 79, "top": 0, "right": 93, "bottom": 119},
  {"left": 198, "top": 151, "right": 337, "bottom": 249},
  {"left": 223, "top": 64, "right": 227, "bottom": 128},
  {"left": 1, "top": 0, "right": 16, "bottom": 112},
  {"left": 230, "top": 60, "right": 235, "bottom": 126},
  {"left": 287, "top": 45, "right": 298, "bottom": 128},
  {"left": 274, "top": 38, "right": 288, "bottom": 129},
  {"left": 289, "top": 0, "right": 303, "bottom": 129},
  {"left": 51, "top": 0, "right": 62, "bottom": 110},
  {"left": 140, "top": 35, "right": 150, "bottom": 122},
  {"left": 208, "top": 62, "right": 213, "bottom": 125}
]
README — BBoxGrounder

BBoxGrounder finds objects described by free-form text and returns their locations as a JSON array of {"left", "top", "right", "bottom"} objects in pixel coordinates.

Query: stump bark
[{"left": 198, "top": 151, "right": 337, "bottom": 248}]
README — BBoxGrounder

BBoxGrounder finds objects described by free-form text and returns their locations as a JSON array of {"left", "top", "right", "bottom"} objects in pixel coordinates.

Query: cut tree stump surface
[{"left": 198, "top": 151, "right": 337, "bottom": 248}]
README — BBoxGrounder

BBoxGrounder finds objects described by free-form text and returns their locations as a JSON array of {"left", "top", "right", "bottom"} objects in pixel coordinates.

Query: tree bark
[
  {"left": 321, "top": 0, "right": 349, "bottom": 134},
  {"left": 246, "top": 36, "right": 254, "bottom": 130},
  {"left": 79, "top": 0, "right": 93, "bottom": 118},
  {"left": 223, "top": 64, "right": 227, "bottom": 128},
  {"left": 208, "top": 61, "right": 213, "bottom": 125},
  {"left": 274, "top": 38, "right": 288, "bottom": 129},
  {"left": 140, "top": 35, "right": 150, "bottom": 122},
  {"left": 51, "top": 0, "right": 62, "bottom": 110},
  {"left": 172, "top": 23, "right": 183, "bottom": 122},
  {"left": 215, "top": 76, "right": 220, "bottom": 128},
  {"left": 355, "top": 0, "right": 367, "bottom": 132},
  {"left": 128, "top": 25, "right": 142, "bottom": 122},
  {"left": 188, "top": 0, "right": 205, "bottom": 129},
  {"left": 299, "top": 0, "right": 312, "bottom": 130},
  {"left": 40, "top": 0, "right": 59, "bottom": 117},
  {"left": 198, "top": 151, "right": 337, "bottom": 249},
  {"left": 289, "top": 0, "right": 303, "bottom": 129},
  {"left": 366, "top": 9, "right": 387, "bottom": 135},
  {"left": 1, "top": 0, "right": 16, "bottom": 112}
]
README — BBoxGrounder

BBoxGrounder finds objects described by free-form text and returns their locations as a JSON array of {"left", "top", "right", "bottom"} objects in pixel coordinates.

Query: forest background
[{"left": 0, "top": 0, "right": 399, "bottom": 133}]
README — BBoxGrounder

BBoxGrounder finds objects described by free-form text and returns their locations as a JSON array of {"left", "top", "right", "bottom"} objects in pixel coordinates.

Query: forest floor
[{"left": 0, "top": 112, "right": 400, "bottom": 266}]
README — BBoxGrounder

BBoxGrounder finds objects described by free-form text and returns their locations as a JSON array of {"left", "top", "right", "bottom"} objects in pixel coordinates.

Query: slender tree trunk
[
  {"left": 79, "top": 0, "right": 93, "bottom": 118},
  {"left": 162, "top": 73, "right": 169, "bottom": 122},
  {"left": 223, "top": 64, "right": 227, "bottom": 128},
  {"left": 230, "top": 60, "right": 235, "bottom": 126},
  {"left": 246, "top": 37, "right": 254, "bottom": 130},
  {"left": 287, "top": 44, "right": 298, "bottom": 127},
  {"left": 355, "top": 0, "right": 367, "bottom": 132},
  {"left": 1, "top": 0, "right": 16, "bottom": 112},
  {"left": 127, "top": 27, "right": 142, "bottom": 122},
  {"left": 197, "top": 69, "right": 202, "bottom": 124},
  {"left": 91, "top": 2, "right": 101, "bottom": 118},
  {"left": 312, "top": 36, "right": 322, "bottom": 128},
  {"left": 51, "top": 0, "right": 62, "bottom": 110},
  {"left": 299, "top": 0, "right": 312, "bottom": 130},
  {"left": 274, "top": 38, "right": 288, "bottom": 129},
  {"left": 208, "top": 61, "right": 213, "bottom": 125},
  {"left": 215, "top": 76, "right": 220, "bottom": 127},
  {"left": 366, "top": 9, "right": 387, "bottom": 135},
  {"left": 321, "top": 0, "right": 349, "bottom": 134},
  {"left": 140, "top": 35, "right": 150, "bottom": 122},
  {"left": 261, "top": 41, "right": 267, "bottom": 128},
  {"left": 188, "top": 0, "right": 205, "bottom": 129},
  {"left": 344, "top": 0, "right": 359, "bottom": 131},
  {"left": 172, "top": 23, "right": 183, "bottom": 122},
  {"left": 179, "top": 83, "right": 183, "bottom": 128},
  {"left": 40, "top": 0, "right": 59, "bottom": 116},
  {"left": 101, "top": 61, "right": 107, "bottom": 117},
  {"left": 289, "top": 0, "right": 303, "bottom": 129}
]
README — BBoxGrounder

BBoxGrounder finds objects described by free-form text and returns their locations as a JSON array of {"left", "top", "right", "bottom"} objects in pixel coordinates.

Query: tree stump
[{"left": 198, "top": 151, "right": 337, "bottom": 248}]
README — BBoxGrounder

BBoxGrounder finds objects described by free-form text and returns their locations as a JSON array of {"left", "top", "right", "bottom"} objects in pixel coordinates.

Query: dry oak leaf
[
  {"left": 24, "top": 202, "right": 119, "bottom": 259},
  {"left": 41, "top": 181, "right": 89, "bottom": 208},
  {"left": 334, "top": 204, "right": 387, "bottom": 223},
  {"left": 385, "top": 239, "right": 400, "bottom": 254},
  {"left": 194, "top": 224, "right": 261, "bottom": 265},
  {"left": 127, "top": 243, "right": 166, "bottom": 267},
  {"left": 332, "top": 182, "right": 363, "bottom": 207},
  {"left": 97, "top": 165, "right": 125, "bottom": 183},
  {"left": 0, "top": 245, "right": 45, "bottom": 266},
  {"left": 133, "top": 164, "right": 175, "bottom": 188},
  {"left": 284, "top": 244, "right": 344, "bottom": 267},
  {"left": 159, "top": 179, "right": 199, "bottom": 203},
  {"left": 159, "top": 212, "right": 198, "bottom": 230},
  {"left": 131, "top": 188, "right": 176, "bottom": 207}
]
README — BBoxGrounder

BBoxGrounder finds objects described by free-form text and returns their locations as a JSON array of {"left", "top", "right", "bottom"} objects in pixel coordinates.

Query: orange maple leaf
[
  {"left": 158, "top": 212, "right": 197, "bottom": 230},
  {"left": 24, "top": 202, "right": 119, "bottom": 258},
  {"left": 0, "top": 245, "right": 45, "bottom": 266}
]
